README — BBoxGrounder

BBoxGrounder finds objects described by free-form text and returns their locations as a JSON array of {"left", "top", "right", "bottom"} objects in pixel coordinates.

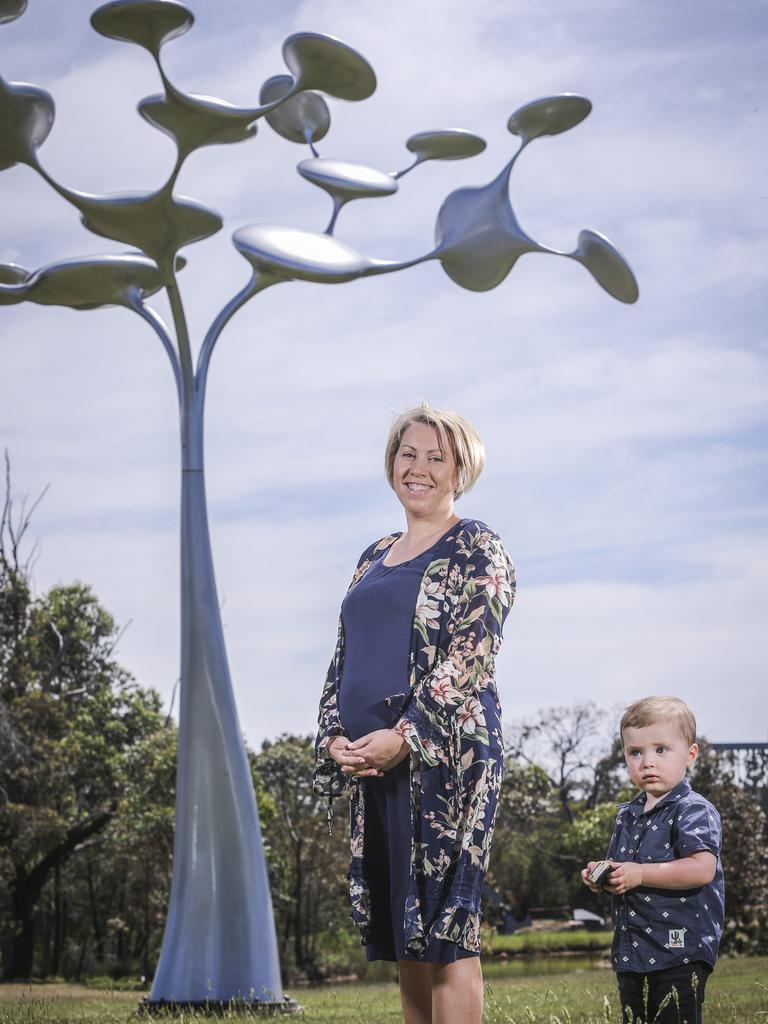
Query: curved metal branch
[
  {"left": 196, "top": 269, "right": 277, "bottom": 402},
  {"left": 164, "top": 270, "right": 194, "bottom": 394},
  {"left": 392, "top": 157, "right": 419, "bottom": 180},
  {"left": 125, "top": 289, "right": 182, "bottom": 404},
  {"left": 324, "top": 198, "right": 343, "bottom": 235}
]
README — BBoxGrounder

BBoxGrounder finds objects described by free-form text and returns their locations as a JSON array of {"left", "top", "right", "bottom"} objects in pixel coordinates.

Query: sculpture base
[{"left": 138, "top": 996, "right": 303, "bottom": 1016}]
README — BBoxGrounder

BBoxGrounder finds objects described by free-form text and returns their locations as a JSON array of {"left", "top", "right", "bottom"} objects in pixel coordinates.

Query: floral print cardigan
[{"left": 313, "top": 518, "right": 515, "bottom": 956}]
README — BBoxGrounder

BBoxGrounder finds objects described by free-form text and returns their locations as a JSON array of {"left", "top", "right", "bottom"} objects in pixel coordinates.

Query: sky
[{"left": 1, "top": 0, "right": 766, "bottom": 752}]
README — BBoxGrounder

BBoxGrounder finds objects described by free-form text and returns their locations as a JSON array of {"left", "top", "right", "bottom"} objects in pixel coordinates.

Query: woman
[{"left": 313, "top": 402, "right": 515, "bottom": 1024}]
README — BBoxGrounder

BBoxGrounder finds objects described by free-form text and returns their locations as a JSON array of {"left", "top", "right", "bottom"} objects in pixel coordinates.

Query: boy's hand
[
  {"left": 603, "top": 861, "right": 644, "bottom": 894},
  {"left": 581, "top": 862, "right": 604, "bottom": 894}
]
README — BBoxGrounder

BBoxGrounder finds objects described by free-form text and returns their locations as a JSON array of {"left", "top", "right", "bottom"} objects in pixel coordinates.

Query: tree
[
  {"left": 251, "top": 735, "right": 353, "bottom": 979},
  {"left": 0, "top": 580, "right": 168, "bottom": 979},
  {"left": 0, "top": 458, "right": 168, "bottom": 979},
  {"left": 691, "top": 746, "right": 768, "bottom": 955},
  {"left": 506, "top": 703, "right": 625, "bottom": 823},
  {"left": 95, "top": 725, "right": 178, "bottom": 981},
  {"left": 488, "top": 760, "right": 561, "bottom": 918}
]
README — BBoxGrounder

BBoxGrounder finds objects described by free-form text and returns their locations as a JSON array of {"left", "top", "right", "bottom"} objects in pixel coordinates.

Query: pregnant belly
[{"left": 339, "top": 679, "right": 403, "bottom": 742}]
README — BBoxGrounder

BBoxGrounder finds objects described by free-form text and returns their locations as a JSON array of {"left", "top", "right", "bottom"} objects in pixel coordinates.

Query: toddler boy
[{"left": 582, "top": 696, "right": 724, "bottom": 1023}]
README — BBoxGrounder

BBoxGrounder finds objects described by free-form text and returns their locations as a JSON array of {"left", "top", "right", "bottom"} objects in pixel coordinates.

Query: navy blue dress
[{"left": 339, "top": 530, "right": 477, "bottom": 963}]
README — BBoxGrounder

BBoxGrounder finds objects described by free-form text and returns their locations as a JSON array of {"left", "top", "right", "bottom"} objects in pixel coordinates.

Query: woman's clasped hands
[{"left": 328, "top": 729, "right": 410, "bottom": 778}]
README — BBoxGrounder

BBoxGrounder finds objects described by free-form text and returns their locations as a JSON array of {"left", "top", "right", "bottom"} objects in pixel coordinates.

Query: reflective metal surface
[
  {"left": 299, "top": 158, "right": 397, "bottom": 201},
  {"left": 0, "top": 262, "right": 29, "bottom": 285},
  {"left": 569, "top": 229, "right": 639, "bottom": 303},
  {"left": 0, "top": 0, "right": 638, "bottom": 1008},
  {"left": 433, "top": 160, "right": 541, "bottom": 291},
  {"left": 138, "top": 85, "right": 260, "bottom": 157},
  {"left": 91, "top": 0, "right": 194, "bottom": 57},
  {"left": 0, "top": 76, "right": 55, "bottom": 169},
  {"left": 0, "top": 0, "right": 26, "bottom": 24},
  {"left": 234, "top": 224, "right": 393, "bottom": 282},
  {"left": 0, "top": 253, "right": 169, "bottom": 308},
  {"left": 507, "top": 94, "right": 592, "bottom": 145},
  {"left": 399, "top": 128, "right": 486, "bottom": 177},
  {"left": 155, "top": 456, "right": 283, "bottom": 1004},
  {"left": 283, "top": 32, "right": 376, "bottom": 100},
  {"left": 260, "top": 75, "right": 330, "bottom": 148},
  {"left": 59, "top": 188, "right": 223, "bottom": 267},
  {"left": 297, "top": 158, "right": 397, "bottom": 232}
]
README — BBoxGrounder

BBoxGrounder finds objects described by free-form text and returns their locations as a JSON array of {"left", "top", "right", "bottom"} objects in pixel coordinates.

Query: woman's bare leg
[
  {"left": 398, "top": 961, "right": 432, "bottom": 1024},
  {"left": 431, "top": 956, "right": 483, "bottom": 1024}
]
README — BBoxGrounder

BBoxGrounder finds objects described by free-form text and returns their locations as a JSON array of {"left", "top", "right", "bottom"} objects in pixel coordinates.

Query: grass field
[
  {"left": 484, "top": 930, "right": 615, "bottom": 956},
  {"left": 0, "top": 957, "right": 766, "bottom": 1023}
]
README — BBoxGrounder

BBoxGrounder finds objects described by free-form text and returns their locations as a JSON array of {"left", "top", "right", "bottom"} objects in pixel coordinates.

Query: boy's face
[{"left": 621, "top": 720, "right": 698, "bottom": 799}]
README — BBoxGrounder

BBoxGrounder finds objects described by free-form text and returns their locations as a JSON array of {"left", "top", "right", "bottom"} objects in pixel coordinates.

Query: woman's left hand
[{"left": 341, "top": 729, "right": 410, "bottom": 774}]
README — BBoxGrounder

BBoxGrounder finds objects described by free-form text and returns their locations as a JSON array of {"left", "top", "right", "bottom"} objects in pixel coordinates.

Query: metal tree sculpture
[{"left": 0, "top": 0, "right": 638, "bottom": 1009}]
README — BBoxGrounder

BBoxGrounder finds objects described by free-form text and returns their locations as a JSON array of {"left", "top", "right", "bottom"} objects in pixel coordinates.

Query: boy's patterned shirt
[{"left": 606, "top": 778, "right": 725, "bottom": 973}]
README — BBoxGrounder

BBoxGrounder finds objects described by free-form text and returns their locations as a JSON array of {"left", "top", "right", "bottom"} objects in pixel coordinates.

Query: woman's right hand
[{"left": 327, "top": 736, "right": 384, "bottom": 778}]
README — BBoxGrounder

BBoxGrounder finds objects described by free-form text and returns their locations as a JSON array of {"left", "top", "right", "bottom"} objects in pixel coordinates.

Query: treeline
[{"left": 1, "top": 473, "right": 767, "bottom": 983}]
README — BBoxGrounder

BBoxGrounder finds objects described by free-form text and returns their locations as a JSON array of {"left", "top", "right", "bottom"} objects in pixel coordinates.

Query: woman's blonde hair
[
  {"left": 620, "top": 696, "right": 697, "bottom": 747},
  {"left": 384, "top": 401, "right": 486, "bottom": 500}
]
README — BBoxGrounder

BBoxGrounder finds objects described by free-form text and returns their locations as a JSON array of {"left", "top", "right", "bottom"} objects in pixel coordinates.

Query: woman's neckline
[{"left": 381, "top": 518, "right": 465, "bottom": 568}]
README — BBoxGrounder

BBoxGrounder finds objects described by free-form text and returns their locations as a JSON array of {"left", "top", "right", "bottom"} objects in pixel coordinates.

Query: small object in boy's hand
[{"left": 588, "top": 860, "right": 615, "bottom": 887}]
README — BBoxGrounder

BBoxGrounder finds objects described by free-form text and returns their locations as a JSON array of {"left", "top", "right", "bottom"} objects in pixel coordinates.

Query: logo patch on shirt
[{"left": 668, "top": 928, "right": 686, "bottom": 948}]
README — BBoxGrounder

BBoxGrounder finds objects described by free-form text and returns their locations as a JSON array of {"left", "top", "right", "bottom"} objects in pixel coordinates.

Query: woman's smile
[{"left": 393, "top": 422, "right": 458, "bottom": 518}]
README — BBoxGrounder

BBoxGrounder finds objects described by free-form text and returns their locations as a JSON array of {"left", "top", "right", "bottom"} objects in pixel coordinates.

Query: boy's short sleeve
[{"left": 673, "top": 799, "right": 721, "bottom": 858}]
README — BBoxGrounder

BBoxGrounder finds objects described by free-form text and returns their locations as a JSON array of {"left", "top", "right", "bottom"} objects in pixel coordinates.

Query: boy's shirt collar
[{"left": 624, "top": 777, "right": 691, "bottom": 818}]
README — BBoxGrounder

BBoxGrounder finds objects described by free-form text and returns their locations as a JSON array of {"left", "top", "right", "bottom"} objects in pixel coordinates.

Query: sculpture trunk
[{"left": 149, "top": 397, "right": 284, "bottom": 1004}]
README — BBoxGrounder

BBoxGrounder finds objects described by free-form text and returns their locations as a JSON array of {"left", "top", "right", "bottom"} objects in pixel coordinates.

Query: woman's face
[{"left": 392, "top": 422, "right": 458, "bottom": 519}]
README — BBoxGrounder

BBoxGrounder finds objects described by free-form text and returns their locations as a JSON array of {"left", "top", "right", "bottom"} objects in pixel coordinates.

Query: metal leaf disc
[
  {"left": 507, "top": 94, "right": 591, "bottom": 144},
  {"left": 30, "top": 254, "right": 169, "bottom": 307},
  {"left": 91, "top": 0, "right": 193, "bottom": 55},
  {"left": 298, "top": 158, "right": 396, "bottom": 201},
  {"left": 406, "top": 129, "right": 486, "bottom": 162},
  {"left": 68, "top": 189, "right": 222, "bottom": 261},
  {"left": 0, "top": 0, "right": 27, "bottom": 25},
  {"left": 0, "top": 261, "right": 30, "bottom": 303},
  {"left": 0, "top": 262, "right": 29, "bottom": 285},
  {"left": 0, "top": 76, "right": 55, "bottom": 170},
  {"left": 260, "top": 75, "right": 330, "bottom": 145},
  {"left": 138, "top": 91, "right": 258, "bottom": 152},
  {"left": 233, "top": 224, "right": 374, "bottom": 283},
  {"left": 283, "top": 33, "right": 376, "bottom": 101},
  {"left": 0, "top": 254, "right": 167, "bottom": 308},
  {"left": 573, "top": 229, "right": 639, "bottom": 303}
]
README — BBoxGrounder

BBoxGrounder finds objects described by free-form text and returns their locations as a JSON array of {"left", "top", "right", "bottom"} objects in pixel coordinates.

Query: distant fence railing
[{"left": 707, "top": 742, "right": 768, "bottom": 787}]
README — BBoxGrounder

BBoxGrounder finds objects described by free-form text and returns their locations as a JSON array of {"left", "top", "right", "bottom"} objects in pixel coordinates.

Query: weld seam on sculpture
[{"left": 0, "top": 0, "right": 638, "bottom": 1009}]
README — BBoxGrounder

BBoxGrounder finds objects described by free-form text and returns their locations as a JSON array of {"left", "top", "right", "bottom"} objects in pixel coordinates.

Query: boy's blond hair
[{"left": 620, "top": 696, "right": 697, "bottom": 747}]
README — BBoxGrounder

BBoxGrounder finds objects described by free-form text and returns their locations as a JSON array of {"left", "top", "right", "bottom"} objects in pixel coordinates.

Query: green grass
[
  {"left": 0, "top": 957, "right": 766, "bottom": 1023},
  {"left": 485, "top": 930, "right": 614, "bottom": 956}
]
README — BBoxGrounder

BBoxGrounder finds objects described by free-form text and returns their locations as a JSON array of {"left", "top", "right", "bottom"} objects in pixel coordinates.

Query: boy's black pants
[{"left": 617, "top": 961, "right": 711, "bottom": 1023}]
